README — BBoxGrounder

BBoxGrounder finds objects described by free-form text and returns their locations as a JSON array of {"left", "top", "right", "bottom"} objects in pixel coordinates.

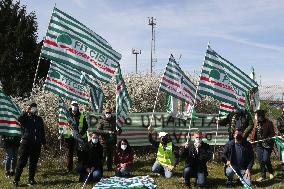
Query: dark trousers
[
  {"left": 14, "top": 143, "right": 41, "bottom": 182},
  {"left": 65, "top": 138, "right": 75, "bottom": 171},
  {"left": 256, "top": 145, "right": 273, "bottom": 178},
  {"left": 103, "top": 146, "right": 114, "bottom": 170}
]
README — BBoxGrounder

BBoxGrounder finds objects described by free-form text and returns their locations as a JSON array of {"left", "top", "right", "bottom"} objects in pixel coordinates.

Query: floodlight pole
[
  {"left": 132, "top": 49, "right": 141, "bottom": 74},
  {"left": 148, "top": 17, "right": 156, "bottom": 74}
]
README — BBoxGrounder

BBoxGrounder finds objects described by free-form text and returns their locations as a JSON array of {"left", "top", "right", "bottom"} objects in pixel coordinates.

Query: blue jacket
[{"left": 221, "top": 140, "right": 254, "bottom": 170}]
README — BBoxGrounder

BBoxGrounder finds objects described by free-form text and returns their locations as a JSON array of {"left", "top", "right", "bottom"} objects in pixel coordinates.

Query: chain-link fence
[{"left": 259, "top": 84, "right": 284, "bottom": 124}]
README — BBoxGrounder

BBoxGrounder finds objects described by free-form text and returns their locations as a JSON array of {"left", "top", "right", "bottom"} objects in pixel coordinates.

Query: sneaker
[
  {"left": 256, "top": 177, "right": 265, "bottom": 182},
  {"left": 27, "top": 180, "right": 37, "bottom": 186},
  {"left": 12, "top": 180, "right": 19, "bottom": 187},
  {"left": 269, "top": 173, "right": 274, "bottom": 179}
]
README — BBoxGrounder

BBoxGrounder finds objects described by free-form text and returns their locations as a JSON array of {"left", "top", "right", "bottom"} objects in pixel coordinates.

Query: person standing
[
  {"left": 250, "top": 109, "right": 275, "bottom": 181},
  {"left": 68, "top": 101, "right": 88, "bottom": 172},
  {"left": 79, "top": 131, "right": 103, "bottom": 182},
  {"left": 1, "top": 135, "right": 21, "bottom": 177},
  {"left": 180, "top": 131, "right": 212, "bottom": 188},
  {"left": 13, "top": 102, "right": 46, "bottom": 187},
  {"left": 97, "top": 108, "right": 121, "bottom": 171},
  {"left": 114, "top": 138, "right": 134, "bottom": 177},
  {"left": 149, "top": 131, "right": 179, "bottom": 178},
  {"left": 222, "top": 128, "right": 254, "bottom": 187}
]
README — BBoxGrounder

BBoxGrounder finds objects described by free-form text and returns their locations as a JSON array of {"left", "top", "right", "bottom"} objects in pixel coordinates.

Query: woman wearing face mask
[
  {"left": 113, "top": 138, "right": 134, "bottom": 177},
  {"left": 80, "top": 131, "right": 103, "bottom": 182}
]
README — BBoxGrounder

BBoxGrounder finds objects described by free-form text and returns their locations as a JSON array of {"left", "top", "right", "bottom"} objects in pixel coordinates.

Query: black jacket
[
  {"left": 221, "top": 140, "right": 254, "bottom": 170},
  {"left": 18, "top": 112, "right": 46, "bottom": 145},
  {"left": 82, "top": 141, "right": 104, "bottom": 170},
  {"left": 180, "top": 142, "right": 212, "bottom": 175},
  {"left": 1, "top": 136, "right": 21, "bottom": 149}
]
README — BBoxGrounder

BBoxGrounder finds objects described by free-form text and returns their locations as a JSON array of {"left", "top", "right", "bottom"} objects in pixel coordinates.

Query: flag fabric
[
  {"left": 44, "top": 61, "right": 90, "bottom": 105},
  {"left": 165, "top": 94, "right": 171, "bottom": 113},
  {"left": 210, "top": 47, "right": 258, "bottom": 107},
  {"left": 41, "top": 7, "right": 121, "bottom": 83},
  {"left": 199, "top": 45, "right": 238, "bottom": 107},
  {"left": 160, "top": 54, "right": 201, "bottom": 105},
  {"left": 115, "top": 67, "right": 132, "bottom": 128},
  {"left": 80, "top": 72, "right": 104, "bottom": 113},
  {"left": 219, "top": 102, "right": 235, "bottom": 117},
  {"left": 0, "top": 81, "right": 21, "bottom": 136}
]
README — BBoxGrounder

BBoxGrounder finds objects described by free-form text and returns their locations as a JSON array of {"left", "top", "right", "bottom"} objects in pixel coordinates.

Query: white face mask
[
  {"left": 92, "top": 138, "right": 98, "bottom": 144},
  {"left": 121, "top": 144, "right": 127, "bottom": 151},
  {"left": 105, "top": 113, "right": 111, "bottom": 118},
  {"left": 30, "top": 107, "right": 37, "bottom": 114},
  {"left": 72, "top": 106, "right": 78, "bottom": 112},
  {"left": 194, "top": 138, "right": 201, "bottom": 145}
]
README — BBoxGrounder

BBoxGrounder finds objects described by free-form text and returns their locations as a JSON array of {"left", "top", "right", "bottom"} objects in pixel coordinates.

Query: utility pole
[
  {"left": 132, "top": 49, "right": 141, "bottom": 74},
  {"left": 148, "top": 17, "right": 156, "bottom": 73}
]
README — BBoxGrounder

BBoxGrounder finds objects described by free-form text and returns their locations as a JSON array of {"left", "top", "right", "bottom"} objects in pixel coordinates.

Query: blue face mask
[{"left": 92, "top": 138, "right": 98, "bottom": 144}]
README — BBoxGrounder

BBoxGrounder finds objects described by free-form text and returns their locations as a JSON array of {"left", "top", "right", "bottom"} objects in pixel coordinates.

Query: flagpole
[
  {"left": 31, "top": 4, "right": 56, "bottom": 96},
  {"left": 186, "top": 42, "right": 210, "bottom": 143},
  {"left": 148, "top": 80, "right": 161, "bottom": 131},
  {"left": 213, "top": 106, "right": 221, "bottom": 160}
]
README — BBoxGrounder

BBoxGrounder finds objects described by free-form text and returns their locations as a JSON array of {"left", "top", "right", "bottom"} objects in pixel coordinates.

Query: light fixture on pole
[
  {"left": 132, "top": 49, "right": 141, "bottom": 74},
  {"left": 148, "top": 17, "right": 156, "bottom": 74}
]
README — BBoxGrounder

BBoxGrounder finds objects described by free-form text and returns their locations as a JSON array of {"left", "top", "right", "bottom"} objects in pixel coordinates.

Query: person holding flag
[
  {"left": 68, "top": 101, "right": 88, "bottom": 172},
  {"left": 97, "top": 107, "right": 122, "bottom": 171},
  {"left": 180, "top": 130, "right": 212, "bottom": 188},
  {"left": 250, "top": 109, "right": 275, "bottom": 181},
  {"left": 148, "top": 131, "right": 179, "bottom": 178},
  {"left": 221, "top": 128, "right": 254, "bottom": 187}
]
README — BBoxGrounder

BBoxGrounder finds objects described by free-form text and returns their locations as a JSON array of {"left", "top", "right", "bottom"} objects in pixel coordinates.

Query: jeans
[
  {"left": 103, "top": 146, "right": 114, "bottom": 170},
  {"left": 183, "top": 167, "right": 206, "bottom": 186},
  {"left": 84, "top": 169, "right": 102, "bottom": 182},
  {"left": 256, "top": 145, "right": 273, "bottom": 178},
  {"left": 225, "top": 166, "right": 251, "bottom": 187},
  {"left": 4, "top": 145, "right": 18, "bottom": 173},
  {"left": 152, "top": 161, "right": 173, "bottom": 178},
  {"left": 115, "top": 166, "right": 132, "bottom": 177},
  {"left": 64, "top": 138, "right": 75, "bottom": 171}
]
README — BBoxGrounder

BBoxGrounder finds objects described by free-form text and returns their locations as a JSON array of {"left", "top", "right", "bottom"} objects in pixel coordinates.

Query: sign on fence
[{"left": 87, "top": 112, "right": 229, "bottom": 146}]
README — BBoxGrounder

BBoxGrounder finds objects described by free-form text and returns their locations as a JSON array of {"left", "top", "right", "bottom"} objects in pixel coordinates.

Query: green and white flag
[
  {"left": 0, "top": 81, "right": 21, "bottom": 136},
  {"left": 211, "top": 47, "right": 258, "bottom": 107},
  {"left": 58, "top": 98, "right": 72, "bottom": 137},
  {"left": 219, "top": 102, "right": 235, "bottom": 117},
  {"left": 42, "top": 7, "right": 121, "bottom": 83},
  {"left": 160, "top": 54, "right": 201, "bottom": 105},
  {"left": 199, "top": 45, "right": 238, "bottom": 107},
  {"left": 44, "top": 61, "right": 90, "bottom": 105},
  {"left": 80, "top": 72, "right": 104, "bottom": 113},
  {"left": 115, "top": 67, "right": 132, "bottom": 128}
]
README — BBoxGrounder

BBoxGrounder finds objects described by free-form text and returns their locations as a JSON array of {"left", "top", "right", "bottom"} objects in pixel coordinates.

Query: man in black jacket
[
  {"left": 79, "top": 131, "right": 103, "bottom": 182},
  {"left": 222, "top": 128, "right": 254, "bottom": 187},
  {"left": 13, "top": 102, "right": 46, "bottom": 187},
  {"left": 180, "top": 130, "right": 212, "bottom": 188}
]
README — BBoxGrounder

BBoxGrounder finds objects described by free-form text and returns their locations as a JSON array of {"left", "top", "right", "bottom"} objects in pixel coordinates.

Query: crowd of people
[{"left": 1, "top": 101, "right": 284, "bottom": 188}]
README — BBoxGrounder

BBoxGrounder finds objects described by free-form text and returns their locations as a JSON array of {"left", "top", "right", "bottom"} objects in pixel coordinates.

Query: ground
[{"left": 0, "top": 150, "right": 283, "bottom": 189}]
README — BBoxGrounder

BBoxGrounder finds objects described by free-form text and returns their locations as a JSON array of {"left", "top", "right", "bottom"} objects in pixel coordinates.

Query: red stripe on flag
[
  {"left": 220, "top": 103, "right": 234, "bottom": 110},
  {"left": 162, "top": 77, "right": 180, "bottom": 88},
  {"left": 200, "top": 76, "right": 234, "bottom": 91},
  {"left": 47, "top": 77, "right": 89, "bottom": 98},
  {"left": 44, "top": 39, "right": 115, "bottom": 74},
  {"left": 0, "top": 119, "right": 18, "bottom": 125}
]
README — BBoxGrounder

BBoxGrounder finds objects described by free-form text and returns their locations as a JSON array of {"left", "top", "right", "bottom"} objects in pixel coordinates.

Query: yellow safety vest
[
  {"left": 78, "top": 113, "right": 86, "bottom": 139},
  {"left": 60, "top": 113, "right": 86, "bottom": 139},
  {"left": 156, "top": 142, "right": 174, "bottom": 167}
]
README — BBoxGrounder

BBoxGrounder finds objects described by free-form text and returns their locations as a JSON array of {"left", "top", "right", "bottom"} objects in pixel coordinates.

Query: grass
[{"left": 0, "top": 149, "right": 283, "bottom": 189}]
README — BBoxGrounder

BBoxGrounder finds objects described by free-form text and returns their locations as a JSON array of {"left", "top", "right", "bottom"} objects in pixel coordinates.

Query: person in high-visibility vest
[
  {"left": 63, "top": 101, "right": 88, "bottom": 173},
  {"left": 148, "top": 131, "right": 179, "bottom": 178}
]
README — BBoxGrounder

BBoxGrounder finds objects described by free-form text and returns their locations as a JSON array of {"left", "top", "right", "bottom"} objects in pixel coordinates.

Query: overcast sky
[{"left": 21, "top": 0, "right": 284, "bottom": 85}]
